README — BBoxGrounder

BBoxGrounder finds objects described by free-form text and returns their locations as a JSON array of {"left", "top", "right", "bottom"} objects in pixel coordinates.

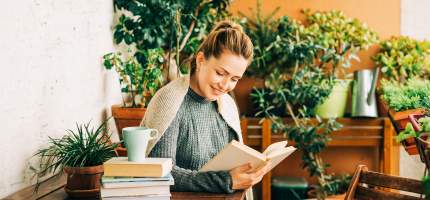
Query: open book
[{"left": 199, "top": 140, "right": 296, "bottom": 173}]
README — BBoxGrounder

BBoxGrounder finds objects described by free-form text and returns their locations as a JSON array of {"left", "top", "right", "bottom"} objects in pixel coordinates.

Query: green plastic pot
[{"left": 315, "top": 80, "right": 352, "bottom": 118}]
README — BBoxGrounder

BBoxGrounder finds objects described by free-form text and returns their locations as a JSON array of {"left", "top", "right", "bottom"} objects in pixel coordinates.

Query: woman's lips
[{"left": 211, "top": 86, "right": 224, "bottom": 95}]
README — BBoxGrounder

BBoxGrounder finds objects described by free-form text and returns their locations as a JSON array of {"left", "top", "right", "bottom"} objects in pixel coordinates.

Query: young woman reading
[{"left": 140, "top": 20, "right": 269, "bottom": 199}]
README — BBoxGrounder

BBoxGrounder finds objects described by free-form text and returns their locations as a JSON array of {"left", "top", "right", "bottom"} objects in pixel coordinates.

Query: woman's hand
[{"left": 229, "top": 162, "right": 270, "bottom": 190}]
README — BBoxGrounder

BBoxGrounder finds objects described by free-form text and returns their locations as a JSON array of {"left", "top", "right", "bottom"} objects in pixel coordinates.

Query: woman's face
[{"left": 192, "top": 51, "right": 248, "bottom": 101}]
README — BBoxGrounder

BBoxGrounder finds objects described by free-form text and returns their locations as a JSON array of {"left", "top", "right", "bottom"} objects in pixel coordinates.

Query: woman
[{"left": 140, "top": 20, "right": 268, "bottom": 198}]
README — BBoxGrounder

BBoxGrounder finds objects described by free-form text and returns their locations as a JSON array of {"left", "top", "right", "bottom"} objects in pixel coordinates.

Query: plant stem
[{"left": 176, "top": 9, "right": 181, "bottom": 68}]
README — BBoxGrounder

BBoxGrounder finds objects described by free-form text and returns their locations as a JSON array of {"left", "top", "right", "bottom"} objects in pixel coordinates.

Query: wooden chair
[{"left": 344, "top": 165, "right": 424, "bottom": 200}]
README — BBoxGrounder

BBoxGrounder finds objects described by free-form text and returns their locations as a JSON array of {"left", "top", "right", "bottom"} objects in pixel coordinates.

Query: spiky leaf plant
[{"left": 33, "top": 119, "right": 118, "bottom": 182}]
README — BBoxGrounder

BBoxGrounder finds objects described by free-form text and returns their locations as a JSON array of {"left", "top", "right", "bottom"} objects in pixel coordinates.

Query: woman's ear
[{"left": 195, "top": 52, "right": 205, "bottom": 68}]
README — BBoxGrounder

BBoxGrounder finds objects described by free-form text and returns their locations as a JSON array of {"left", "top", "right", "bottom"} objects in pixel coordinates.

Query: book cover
[
  {"left": 100, "top": 185, "right": 170, "bottom": 197},
  {"left": 103, "top": 157, "right": 172, "bottom": 177},
  {"left": 102, "top": 174, "right": 172, "bottom": 183},
  {"left": 102, "top": 174, "right": 174, "bottom": 189},
  {"left": 199, "top": 140, "right": 296, "bottom": 173}
]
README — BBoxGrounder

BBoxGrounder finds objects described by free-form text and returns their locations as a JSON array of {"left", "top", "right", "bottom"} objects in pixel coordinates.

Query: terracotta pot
[
  {"left": 377, "top": 94, "right": 388, "bottom": 117},
  {"left": 233, "top": 77, "right": 264, "bottom": 117},
  {"left": 111, "top": 104, "right": 146, "bottom": 141},
  {"left": 64, "top": 165, "right": 104, "bottom": 198},
  {"left": 111, "top": 105, "right": 147, "bottom": 157},
  {"left": 384, "top": 103, "right": 426, "bottom": 155}
]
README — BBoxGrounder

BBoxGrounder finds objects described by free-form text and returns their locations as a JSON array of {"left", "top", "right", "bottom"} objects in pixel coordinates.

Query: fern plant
[{"left": 33, "top": 120, "right": 118, "bottom": 181}]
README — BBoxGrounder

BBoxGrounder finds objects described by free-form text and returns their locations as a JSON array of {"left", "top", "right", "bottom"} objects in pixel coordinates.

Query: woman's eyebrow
[{"left": 217, "top": 66, "right": 242, "bottom": 79}]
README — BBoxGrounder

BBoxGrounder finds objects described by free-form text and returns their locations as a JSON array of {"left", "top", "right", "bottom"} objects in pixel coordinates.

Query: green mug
[{"left": 123, "top": 126, "right": 158, "bottom": 162}]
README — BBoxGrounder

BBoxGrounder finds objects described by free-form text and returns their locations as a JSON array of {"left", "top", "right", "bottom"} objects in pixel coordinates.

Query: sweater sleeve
[{"left": 148, "top": 122, "right": 235, "bottom": 194}]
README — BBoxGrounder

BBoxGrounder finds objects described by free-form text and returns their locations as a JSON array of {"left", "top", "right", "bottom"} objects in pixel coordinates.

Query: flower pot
[
  {"left": 111, "top": 105, "right": 147, "bottom": 157},
  {"left": 315, "top": 80, "right": 351, "bottom": 118},
  {"left": 111, "top": 104, "right": 146, "bottom": 140},
  {"left": 389, "top": 108, "right": 426, "bottom": 131},
  {"left": 387, "top": 110, "right": 426, "bottom": 155},
  {"left": 233, "top": 77, "right": 265, "bottom": 117},
  {"left": 377, "top": 93, "right": 389, "bottom": 117},
  {"left": 63, "top": 165, "right": 104, "bottom": 198}
]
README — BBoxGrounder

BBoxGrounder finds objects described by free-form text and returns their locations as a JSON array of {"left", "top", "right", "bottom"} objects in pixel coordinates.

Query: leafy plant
[
  {"left": 248, "top": 9, "right": 378, "bottom": 198},
  {"left": 397, "top": 116, "right": 430, "bottom": 142},
  {"left": 252, "top": 66, "right": 345, "bottom": 199},
  {"left": 381, "top": 78, "right": 430, "bottom": 112},
  {"left": 112, "top": 0, "right": 231, "bottom": 74},
  {"left": 237, "top": 0, "right": 280, "bottom": 78},
  {"left": 32, "top": 120, "right": 118, "bottom": 182},
  {"left": 373, "top": 36, "right": 430, "bottom": 82},
  {"left": 303, "top": 10, "right": 379, "bottom": 80},
  {"left": 103, "top": 48, "right": 165, "bottom": 108}
]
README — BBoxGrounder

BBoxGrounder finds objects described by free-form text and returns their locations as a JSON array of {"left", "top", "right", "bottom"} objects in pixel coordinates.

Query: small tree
[
  {"left": 251, "top": 10, "right": 377, "bottom": 198},
  {"left": 104, "top": 0, "right": 232, "bottom": 107}
]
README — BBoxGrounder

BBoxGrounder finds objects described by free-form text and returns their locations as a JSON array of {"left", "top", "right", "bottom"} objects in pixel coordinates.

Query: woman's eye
[
  {"left": 231, "top": 78, "right": 239, "bottom": 82},
  {"left": 216, "top": 71, "right": 223, "bottom": 76}
]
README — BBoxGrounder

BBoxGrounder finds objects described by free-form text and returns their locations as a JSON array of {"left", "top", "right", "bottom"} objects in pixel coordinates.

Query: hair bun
[{"left": 212, "top": 20, "right": 243, "bottom": 33}]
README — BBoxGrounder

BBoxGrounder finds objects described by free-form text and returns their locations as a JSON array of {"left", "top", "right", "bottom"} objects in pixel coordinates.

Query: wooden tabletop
[{"left": 4, "top": 175, "right": 245, "bottom": 200}]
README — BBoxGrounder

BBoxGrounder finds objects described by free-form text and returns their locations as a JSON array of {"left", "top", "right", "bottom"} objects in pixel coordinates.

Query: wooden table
[{"left": 4, "top": 175, "right": 245, "bottom": 200}]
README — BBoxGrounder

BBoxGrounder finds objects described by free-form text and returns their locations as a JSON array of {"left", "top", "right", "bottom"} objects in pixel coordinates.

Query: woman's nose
[{"left": 218, "top": 78, "right": 230, "bottom": 91}]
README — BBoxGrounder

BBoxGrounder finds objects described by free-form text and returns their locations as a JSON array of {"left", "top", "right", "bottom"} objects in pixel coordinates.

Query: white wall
[
  {"left": 0, "top": 0, "right": 121, "bottom": 197},
  {"left": 399, "top": 0, "right": 430, "bottom": 180},
  {"left": 0, "top": 0, "right": 429, "bottom": 197}
]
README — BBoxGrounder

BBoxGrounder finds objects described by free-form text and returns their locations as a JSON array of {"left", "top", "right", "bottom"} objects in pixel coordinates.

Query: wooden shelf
[{"left": 240, "top": 117, "right": 400, "bottom": 200}]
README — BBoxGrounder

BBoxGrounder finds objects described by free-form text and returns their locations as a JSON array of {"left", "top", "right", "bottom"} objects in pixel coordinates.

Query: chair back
[{"left": 344, "top": 165, "right": 424, "bottom": 200}]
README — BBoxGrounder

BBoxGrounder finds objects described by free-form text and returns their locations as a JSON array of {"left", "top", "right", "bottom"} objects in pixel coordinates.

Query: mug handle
[{"left": 149, "top": 129, "right": 158, "bottom": 140}]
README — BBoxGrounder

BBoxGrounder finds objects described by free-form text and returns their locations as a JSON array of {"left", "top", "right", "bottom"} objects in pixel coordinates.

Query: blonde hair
[{"left": 190, "top": 20, "right": 254, "bottom": 74}]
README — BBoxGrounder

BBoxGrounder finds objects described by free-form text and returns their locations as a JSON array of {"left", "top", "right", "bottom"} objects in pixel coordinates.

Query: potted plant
[
  {"left": 301, "top": 10, "right": 378, "bottom": 118},
  {"left": 32, "top": 120, "right": 118, "bottom": 198},
  {"left": 105, "top": 0, "right": 232, "bottom": 148},
  {"left": 373, "top": 36, "right": 430, "bottom": 116},
  {"left": 233, "top": 0, "right": 279, "bottom": 116},
  {"left": 250, "top": 9, "right": 378, "bottom": 199},
  {"left": 397, "top": 113, "right": 430, "bottom": 158},
  {"left": 252, "top": 66, "right": 349, "bottom": 199},
  {"left": 103, "top": 48, "right": 164, "bottom": 139},
  {"left": 380, "top": 78, "right": 430, "bottom": 154},
  {"left": 373, "top": 36, "right": 430, "bottom": 83}
]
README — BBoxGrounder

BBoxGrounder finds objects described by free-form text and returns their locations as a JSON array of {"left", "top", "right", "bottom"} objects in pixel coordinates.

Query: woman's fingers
[
  {"left": 233, "top": 162, "right": 252, "bottom": 173},
  {"left": 230, "top": 162, "right": 272, "bottom": 190}
]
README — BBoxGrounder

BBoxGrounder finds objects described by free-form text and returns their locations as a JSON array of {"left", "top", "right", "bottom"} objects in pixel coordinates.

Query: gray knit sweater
[{"left": 149, "top": 88, "right": 238, "bottom": 193}]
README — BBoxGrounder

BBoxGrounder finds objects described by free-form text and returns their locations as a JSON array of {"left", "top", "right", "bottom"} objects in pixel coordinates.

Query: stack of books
[{"left": 101, "top": 157, "right": 173, "bottom": 200}]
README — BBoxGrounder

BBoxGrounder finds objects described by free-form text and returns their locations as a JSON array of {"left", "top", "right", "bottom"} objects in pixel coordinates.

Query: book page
[
  {"left": 262, "top": 140, "right": 288, "bottom": 156},
  {"left": 266, "top": 146, "right": 296, "bottom": 172},
  {"left": 199, "top": 140, "right": 266, "bottom": 172}
]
